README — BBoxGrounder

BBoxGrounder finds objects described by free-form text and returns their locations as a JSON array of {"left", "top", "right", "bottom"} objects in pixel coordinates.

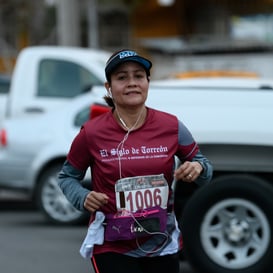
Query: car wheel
[
  {"left": 36, "top": 163, "right": 88, "bottom": 225},
  {"left": 181, "top": 174, "right": 273, "bottom": 273}
]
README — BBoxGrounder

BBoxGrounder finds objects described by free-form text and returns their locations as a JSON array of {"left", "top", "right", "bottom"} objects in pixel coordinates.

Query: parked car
[
  {"left": 1, "top": 77, "right": 273, "bottom": 273},
  {"left": 148, "top": 77, "right": 273, "bottom": 273},
  {"left": 1, "top": 46, "right": 110, "bottom": 126},
  {"left": 0, "top": 88, "right": 106, "bottom": 224}
]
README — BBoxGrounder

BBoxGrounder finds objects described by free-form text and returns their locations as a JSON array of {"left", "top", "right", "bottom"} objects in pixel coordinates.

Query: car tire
[
  {"left": 36, "top": 163, "right": 88, "bottom": 225},
  {"left": 181, "top": 174, "right": 273, "bottom": 273}
]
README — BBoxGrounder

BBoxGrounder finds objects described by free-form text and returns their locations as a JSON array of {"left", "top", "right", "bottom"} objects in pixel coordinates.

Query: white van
[{"left": 3, "top": 46, "right": 110, "bottom": 122}]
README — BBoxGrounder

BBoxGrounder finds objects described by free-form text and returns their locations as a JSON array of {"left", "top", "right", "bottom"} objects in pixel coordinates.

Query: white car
[
  {"left": 1, "top": 77, "right": 273, "bottom": 273},
  {"left": 4, "top": 46, "right": 111, "bottom": 122},
  {"left": 0, "top": 88, "right": 106, "bottom": 224}
]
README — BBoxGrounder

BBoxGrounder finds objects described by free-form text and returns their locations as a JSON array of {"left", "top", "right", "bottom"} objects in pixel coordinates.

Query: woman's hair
[{"left": 103, "top": 94, "right": 115, "bottom": 108}]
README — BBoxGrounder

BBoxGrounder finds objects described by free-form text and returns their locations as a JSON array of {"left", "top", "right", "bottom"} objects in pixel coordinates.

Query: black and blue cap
[{"left": 105, "top": 49, "right": 152, "bottom": 81}]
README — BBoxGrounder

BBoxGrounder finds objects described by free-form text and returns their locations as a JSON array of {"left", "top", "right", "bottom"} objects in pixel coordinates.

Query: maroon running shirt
[{"left": 67, "top": 107, "right": 198, "bottom": 256}]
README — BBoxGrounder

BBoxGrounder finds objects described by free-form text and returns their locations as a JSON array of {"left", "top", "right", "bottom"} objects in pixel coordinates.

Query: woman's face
[{"left": 106, "top": 62, "right": 149, "bottom": 109}]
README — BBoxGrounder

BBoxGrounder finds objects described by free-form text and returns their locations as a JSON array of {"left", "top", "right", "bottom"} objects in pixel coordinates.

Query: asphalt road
[{"left": 0, "top": 192, "right": 195, "bottom": 273}]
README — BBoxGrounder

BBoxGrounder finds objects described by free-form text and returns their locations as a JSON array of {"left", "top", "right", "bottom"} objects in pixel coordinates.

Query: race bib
[{"left": 115, "top": 174, "right": 169, "bottom": 212}]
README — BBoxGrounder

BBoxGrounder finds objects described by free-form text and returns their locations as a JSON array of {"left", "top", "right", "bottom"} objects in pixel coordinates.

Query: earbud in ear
[{"left": 108, "top": 88, "right": 112, "bottom": 98}]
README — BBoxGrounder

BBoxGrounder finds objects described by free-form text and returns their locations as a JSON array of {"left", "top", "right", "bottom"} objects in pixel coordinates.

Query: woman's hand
[
  {"left": 84, "top": 191, "right": 109, "bottom": 213},
  {"left": 174, "top": 161, "right": 203, "bottom": 182}
]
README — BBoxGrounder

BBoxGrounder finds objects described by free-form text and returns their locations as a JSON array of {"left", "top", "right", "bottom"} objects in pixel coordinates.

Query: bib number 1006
[{"left": 116, "top": 186, "right": 168, "bottom": 212}]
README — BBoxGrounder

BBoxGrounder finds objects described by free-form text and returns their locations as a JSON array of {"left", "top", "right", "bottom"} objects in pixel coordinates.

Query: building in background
[
  {"left": 1, "top": 0, "right": 273, "bottom": 74},
  {"left": 132, "top": 0, "right": 273, "bottom": 54}
]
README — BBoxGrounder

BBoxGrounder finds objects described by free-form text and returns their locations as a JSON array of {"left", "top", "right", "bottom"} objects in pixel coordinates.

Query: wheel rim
[
  {"left": 41, "top": 173, "right": 83, "bottom": 223},
  {"left": 201, "top": 198, "right": 270, "bottom": 269}
]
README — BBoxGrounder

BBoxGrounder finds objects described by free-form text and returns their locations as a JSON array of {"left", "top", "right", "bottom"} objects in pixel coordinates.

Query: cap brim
[{"left": 105, "top": 55, "right": 152, "bottom": 80}]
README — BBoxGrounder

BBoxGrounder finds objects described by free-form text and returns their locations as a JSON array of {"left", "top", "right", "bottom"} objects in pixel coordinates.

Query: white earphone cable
[{"left": 115, "top": 107, "right": 145, "bottom": 179}]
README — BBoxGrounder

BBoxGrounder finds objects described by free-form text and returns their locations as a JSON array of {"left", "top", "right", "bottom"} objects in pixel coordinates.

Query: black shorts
[{"left": 91, "top": 252, "right": 180, "bottom": 273}]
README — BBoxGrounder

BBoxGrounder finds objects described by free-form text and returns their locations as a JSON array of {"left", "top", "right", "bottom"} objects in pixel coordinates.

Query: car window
[
  {"left": 37, "top": 59, "right": 102, "bottom": 98},
  {"left": 74, "top": 106, "right": 90, "bottom": 127},
  {"left": 0, "top": 76, "right": 10, "bottom": 94}
]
